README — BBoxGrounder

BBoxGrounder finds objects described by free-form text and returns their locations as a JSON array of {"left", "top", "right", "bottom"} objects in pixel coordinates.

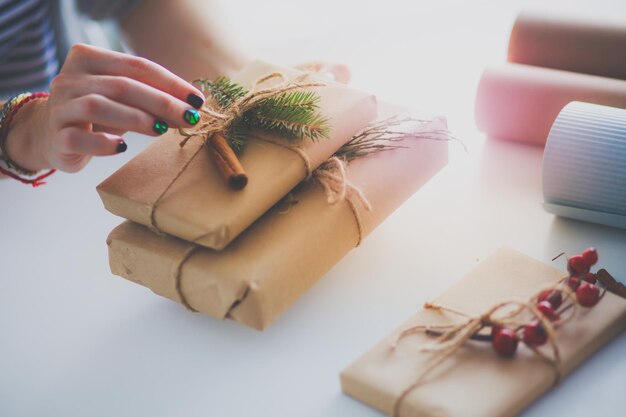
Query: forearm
[
  {"left": 2, "top": 100, "right": 50, "bottom": 172},
  {"left": 120, "top": 0, "right": 250, "bottom": 81}
]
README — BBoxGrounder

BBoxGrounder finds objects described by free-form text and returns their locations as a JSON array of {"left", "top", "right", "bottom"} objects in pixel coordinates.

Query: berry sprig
[
  {"left": 392, "top": 249, "right": 621, "bottom": 416},
  {"left": 489, "top": 247, "right": 603, "bottom": 357},
  {"left": 421, "top": 248, "right": 609, "bottom": 358}
]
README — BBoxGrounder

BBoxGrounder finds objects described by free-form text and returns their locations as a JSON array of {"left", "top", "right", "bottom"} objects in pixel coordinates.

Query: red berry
[
  {"left": 581, "top": 248, "right": 598, "bottom": 267},
  {"left": 492, "top": 328, "right": 519, "bottom": 357},
  {"left": 567, "top": 255, "right": 589, "bottom": 276},
  {"left": 537, "top": 289, "right": 563, "bottom": 309},
  {"left": 576, "top": 283, "right": 600, "bottom": 307},
  {"left": 567, "top": 277, "right": 580, "bottom": 290},
  {"left": 583, "top": 272, "right": 597, "bottom": 284},
  {"left": 523, "top": 321, "right": 548, "bottom": 346},
  {"left": 536, "top": 301, "right": 560, "bottom": 321}
]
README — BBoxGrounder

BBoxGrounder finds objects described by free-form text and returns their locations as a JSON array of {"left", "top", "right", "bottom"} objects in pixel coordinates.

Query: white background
[{"left": 1, "top": 1, "right": 625, "bottom": 416}]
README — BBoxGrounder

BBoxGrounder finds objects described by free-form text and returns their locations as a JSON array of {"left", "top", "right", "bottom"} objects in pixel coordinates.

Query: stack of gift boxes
[
  {"left": 95, "top": 60, "right": 626, "bottom": 417},
  {"left": 97, "top": 61, "right": 449, "bottom": 330}
]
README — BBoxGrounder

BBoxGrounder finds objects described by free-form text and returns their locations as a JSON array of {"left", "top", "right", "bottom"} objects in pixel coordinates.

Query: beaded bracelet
[{"left": 0, "top": 91, "right": 56, "bottom": 187}]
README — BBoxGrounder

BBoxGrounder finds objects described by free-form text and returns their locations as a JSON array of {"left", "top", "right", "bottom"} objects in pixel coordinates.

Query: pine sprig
[
  {"left": 247, "top": 91, "right": 328, "bottom": 141},
  {"left": 197, "top": 77, "right": 247, "bottom": 109},
  {"left": 260, "top": 91, "right": 321, "bottom": 111},
  {"left": 194, "top": 77, "right": 329, "bottom": 151},
  {"left": 246, "top": 102, "right": 326, "bottom": 142},
  {"left": 225, "top": 118, "right": 248, "bottom": 152}
]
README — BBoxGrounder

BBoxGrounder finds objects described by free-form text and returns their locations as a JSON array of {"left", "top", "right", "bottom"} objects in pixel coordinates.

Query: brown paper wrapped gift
[
  {"left": 341, "top": 247, "right": 626, "bottom": 417},
  {"left": 97, "top": 61, "right": 377, "bottom": 250},
  {"left": 105, "top": 111, "right": 449, "bottom": 330}
]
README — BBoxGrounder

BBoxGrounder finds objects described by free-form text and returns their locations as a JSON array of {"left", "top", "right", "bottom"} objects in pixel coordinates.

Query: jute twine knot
[
  {"left": 312, "top": 156, "right": 372, "bottom": 246},
  {"left": 147, "top": 72, "right": 326, "bottom": 234},
  {"left": 391, "top": 283, "right": 578, "bottom": 417},
  {"left": 154, "top": 72, "right": 329, "bottom": 312}
]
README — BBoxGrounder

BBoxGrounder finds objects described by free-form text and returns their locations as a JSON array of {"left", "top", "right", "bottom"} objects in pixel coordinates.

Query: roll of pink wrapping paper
[
  {"left": 474, "top": 63, "right": 626, "bottom": 145},
  {"left": 508, "top": 11, "right": 626, "bottom": 80}
]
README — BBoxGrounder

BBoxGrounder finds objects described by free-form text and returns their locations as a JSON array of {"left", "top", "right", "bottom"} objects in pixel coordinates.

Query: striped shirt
[
  {"left": 0, "top": 0, "right": 140, "bottom": 99},
  {"left": 0, "top": 0, "right": 59, "bottom": 95}
]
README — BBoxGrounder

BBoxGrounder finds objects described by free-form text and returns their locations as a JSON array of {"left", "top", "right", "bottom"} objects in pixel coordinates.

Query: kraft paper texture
[
  {"left": 341, "top": 247, "right": 626, "bottom": 417},
  {"left": 97, "top": 61, "right": 377, "bottom": 250},
  {"left": 106, "top": 112, "right": 448, "bottom": 330}
]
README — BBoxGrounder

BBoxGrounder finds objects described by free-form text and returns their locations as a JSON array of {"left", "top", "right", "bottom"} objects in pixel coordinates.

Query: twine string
[
  {"left": 312, "top": 156, "right": 372, "bottom": 246},
  {"left": 146, "top": 73, "right": 325, "bottom": 233},
  {"left": 391, "top": 283, "right": 577, "bottom": 417},
  {"left": 148, "top": 72, "right": 374, "bottom": 307},
  {"left": 170, "top": 156, "right": 374, "bottom": 310},
  {"left": 172, "top": 245, "right": 199, "bottom": 312},
  {"left": 255, "top": 136, "right": 313, "bottom": 178}
]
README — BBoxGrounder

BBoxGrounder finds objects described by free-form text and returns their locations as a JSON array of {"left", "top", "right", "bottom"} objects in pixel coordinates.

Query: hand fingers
[
  {"left": 296, "top": 61, "right": 352, "bottom": 84},
  {"left": 51, "top": 74, "right": 199, "bottom": 130},
  {"left": 61, "top": 44, "right": 205, "bottom": 108},
  {"left": 93, "top": 124, "right": 126, "bottom": 136},
  {"left": 54, "top": 94, "right": 167, "bottom": 137},
  {"left": 56, "top": 127, "right": 126, "bottom": 157}
]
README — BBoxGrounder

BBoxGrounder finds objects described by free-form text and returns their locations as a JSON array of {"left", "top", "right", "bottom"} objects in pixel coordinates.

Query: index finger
[{"left": 62, "top": 44, "right": 205, "bottom": 109}]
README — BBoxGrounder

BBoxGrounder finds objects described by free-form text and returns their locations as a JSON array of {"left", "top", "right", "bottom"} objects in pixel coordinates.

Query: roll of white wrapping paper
[{"left": 543, "top": 101, "right": 626, "bottom": 229}]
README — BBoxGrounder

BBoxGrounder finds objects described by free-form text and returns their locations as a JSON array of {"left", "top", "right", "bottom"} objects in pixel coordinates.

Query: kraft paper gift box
[
  {"left": 105, "top": 110, "right": 449, "bottom": 330},
  {"left": 97, "top": 61, "right": 377, "bottom": 250},
  {"left": 341, "top": 247, "right": 626, "bottom": 417}
]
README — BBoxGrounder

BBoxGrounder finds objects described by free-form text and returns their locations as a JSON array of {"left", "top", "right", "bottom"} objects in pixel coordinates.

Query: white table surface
[{"left": 1, "top": 1, "right": 625, "bottom": 416}]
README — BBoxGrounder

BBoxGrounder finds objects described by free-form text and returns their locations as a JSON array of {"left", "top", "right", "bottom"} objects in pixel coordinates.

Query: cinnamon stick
[
  {"left": 596, "top": 269, "right": 626, "bottom": 298},
  {"left": 206, "top": 131, "right": 248, "bottom": 190}
]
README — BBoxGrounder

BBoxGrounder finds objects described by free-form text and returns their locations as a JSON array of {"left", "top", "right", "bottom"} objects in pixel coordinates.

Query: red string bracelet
[
  {"left": 0, "top": 92, "right": 55, "bottom": 187},
  {"left": 0, "top": 165, "right": 55, "bottom": 187}
]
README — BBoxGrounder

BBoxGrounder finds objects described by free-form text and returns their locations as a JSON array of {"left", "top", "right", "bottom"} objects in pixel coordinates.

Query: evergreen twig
[{"left": 193, "top": 77, "right": 329, "bottom": 151}]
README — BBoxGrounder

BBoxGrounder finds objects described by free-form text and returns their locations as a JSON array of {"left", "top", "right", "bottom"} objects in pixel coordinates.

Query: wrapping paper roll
[
  {"left": 543, "top": 101, "right": 626, "bottom": 229},
  {"left": 474, "top": 63, "right": 626, "bottom": 145},
  {"left": 508, "top": 11, "right": 626, "bottom": 80}
]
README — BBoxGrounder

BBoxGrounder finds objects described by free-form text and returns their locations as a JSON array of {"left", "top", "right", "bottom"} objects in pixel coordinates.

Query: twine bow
[
  {"left": 391, "top": 283, "right": 579, "bottom": 417},
  {"left": 311, "top": 156, "right": 372, "bottom": 246},
  {"left": 147, "top": 72, "right": 326, "bottom": 233},
  {"left": 178, "top": 72, "right": 325, "bottom": 147}
]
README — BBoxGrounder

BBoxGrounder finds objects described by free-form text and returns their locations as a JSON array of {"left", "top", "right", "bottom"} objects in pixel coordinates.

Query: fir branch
[
  {"left": 196, "top": 76, "right": 248, "bottom": 109},
  {"left": 248, "top": 110, "right": 329, "bottom": 141},
  {"left": 192, "top": 77, "right": 329, "bottom": 150},
  {"left": 260, "top": 91, "right": 321, "bottom": 111},
  {"left": 225, "top": 118, "right": 248, "bottom": 152},
  {"left": 247, "top": 91, "right": 329, "bottom": 141}
]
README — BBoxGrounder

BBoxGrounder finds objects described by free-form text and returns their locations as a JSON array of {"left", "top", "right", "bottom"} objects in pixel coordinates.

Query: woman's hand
[{"left": 7, "top": 43, "right": 205, "bottom": 173}]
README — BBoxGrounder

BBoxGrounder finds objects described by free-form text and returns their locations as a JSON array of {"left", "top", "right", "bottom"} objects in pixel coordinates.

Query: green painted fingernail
[
  {"left": 153, "top": 120, "right": 168, "bottom": 134},
  {"left": 184, "top": 109, "right": 200, "bottom": 125}
]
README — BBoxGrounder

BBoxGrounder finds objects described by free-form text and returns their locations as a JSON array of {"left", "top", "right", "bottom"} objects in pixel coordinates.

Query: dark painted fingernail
[
  {"left": 186, "top": 93, "right": 204, "bottom": 109},
  {"left": 183, "top": 109, "right": 200, "bottom": 125},
  {"left": 116, "top": 140, "right": 127, "bottom": 153},
  {"left": 153, "top": 120, "right": 168, "bottom": 134}
]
